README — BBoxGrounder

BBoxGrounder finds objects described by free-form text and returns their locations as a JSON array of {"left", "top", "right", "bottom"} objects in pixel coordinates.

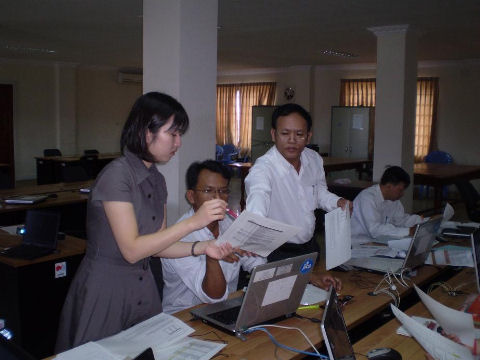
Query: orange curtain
[
  {"left": 340, "top": 79, "right": 376, "bottom": 106},
  {"left": 216, "top": 82, "right": 276, "bottom": 156},
  {"left": 339, "top": 78, "right": 439, "bottom": 161},
  {"left": 415, "top": 77, "right": 439, "bottom": 162}
]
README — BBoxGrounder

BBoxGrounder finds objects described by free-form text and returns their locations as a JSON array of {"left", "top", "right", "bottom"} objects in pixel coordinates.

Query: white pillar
[
  {"left": 369, "top": 25, "right": 417, "bottom": 211},
  {"left": 54, "top": 63, "right": 77, "bottom": 155},
  {"left": 143, "top": 0, "right": 218, "bottom": 224}
]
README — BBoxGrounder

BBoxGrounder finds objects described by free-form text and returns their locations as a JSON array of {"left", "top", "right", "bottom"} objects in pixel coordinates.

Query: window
[
  {"left": 339, "top": 78, "right": 439, "bottom": 162},
  {"left": 216, "top": 82, "right": 276, "bottom": 156}
]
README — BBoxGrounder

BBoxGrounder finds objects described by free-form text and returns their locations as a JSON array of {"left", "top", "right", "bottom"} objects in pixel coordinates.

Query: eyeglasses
[{"left": 194, "top": 188, "right": 231, "bottom": 196}]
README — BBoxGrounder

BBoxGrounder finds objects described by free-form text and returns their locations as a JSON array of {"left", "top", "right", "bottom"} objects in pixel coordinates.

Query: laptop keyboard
[
  {"left": 347, "top": 257, "right": 404, "bottom": 273},
  {"left": 0, "top": 244, "right": 51, "bottom": 260},
  {"left": 208, "top": 306, "right": 241, "bottom": 325}
]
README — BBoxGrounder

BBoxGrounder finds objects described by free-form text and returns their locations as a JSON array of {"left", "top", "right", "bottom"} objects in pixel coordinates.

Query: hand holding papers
[
  {"left": 325, "top": 207, "right": 351, "bottom": 270},
  {"left": 215, "top": 211, "right": 301, "bottom": 257}
]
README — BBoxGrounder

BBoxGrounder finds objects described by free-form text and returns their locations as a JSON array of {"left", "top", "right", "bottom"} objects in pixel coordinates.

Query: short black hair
[
  {"left": 120, "top": 92, "right": 189, "bottom": 162},
  {"left": 271, "top": 103, "right": 312, "bottom": 131},
  {"left": 380, "top": 166, "right": 411, "bottom": 187},
  {"left": 186, "top": 160, "right": 232, "bottom": 190}
]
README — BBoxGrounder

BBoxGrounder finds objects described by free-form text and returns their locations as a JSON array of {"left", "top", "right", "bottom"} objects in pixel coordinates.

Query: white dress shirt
[
  {"left": 245, "top": 146, "right": 340, "bottom": 245},
  {"left": 351, "top": 184, "right": 423, "bottom": 246},
  {"left": 161, "top": 208, "right": 266, "bottom": 314}
]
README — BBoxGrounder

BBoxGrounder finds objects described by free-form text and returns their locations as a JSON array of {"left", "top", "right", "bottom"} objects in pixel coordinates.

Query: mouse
[{"left": 366, "top": 347, "right": 402, "bottom": 360}]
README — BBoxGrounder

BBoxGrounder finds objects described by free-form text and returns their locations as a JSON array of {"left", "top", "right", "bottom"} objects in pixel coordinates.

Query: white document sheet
[
  {"left": 391, "top": 305, "right": 474, "bottom": 360},
  {"left": 414, "top": 285, "right": 475, "bottom": 347},
  {"left": 215, "top": 211, "right": 301, "bottom": 257},
  {"left": 54, "top": 342, "right": 120, "bottom": 360},
  {"left": 325, "top": 207, "right": 351, "bottom": 270},
  {"left": 442, "top": 202, "right": 455, "bottom": 223},
  {"left": 300, "top": 284, "right": 328, "bottom": 305},
  {"left": 351, "top": 245, "right": 399, "bottom": 259},
  {"left": 396, "top": 316, "right": 439, "bottom": 337},
  {"left": 425, "top": 246, "right": 474, "bottom": 267},
  {"left": 387, "top": 237, "right": 412, "bottom": 251},
  {"left": 97, "top": 313, "right": 195, "bottom": 359},
  {"left": 153, "top": 338, "right": 226, "bottom": 360}
]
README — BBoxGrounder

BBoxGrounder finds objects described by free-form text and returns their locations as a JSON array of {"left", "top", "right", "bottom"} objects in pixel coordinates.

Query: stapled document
[{"left": 325, "top": 207, "right": 351, "bottom": 270}]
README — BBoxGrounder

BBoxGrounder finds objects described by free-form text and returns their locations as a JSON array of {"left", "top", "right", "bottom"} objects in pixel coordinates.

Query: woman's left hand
[{"left": 205, "top": 241, "right": 233, "bottom": 260}]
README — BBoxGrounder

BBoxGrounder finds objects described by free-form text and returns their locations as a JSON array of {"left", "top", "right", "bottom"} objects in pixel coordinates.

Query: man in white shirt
[
  {"left": 351, "top": 166, "right": 423, "bottom": 246},
  {"left": 245, "top": 103, "right": 350, "bottom": 262},
  {"left": 162, "top": 160, "right": 265, "bottom": 314}
]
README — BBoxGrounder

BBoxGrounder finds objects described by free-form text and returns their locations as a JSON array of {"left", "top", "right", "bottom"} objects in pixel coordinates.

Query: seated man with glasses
[
  {"left": 161, "top": 160, "right": 266, "bottom": 314},
  {"left": 245, "top": 103, "right": 351, "bottom": 263}
]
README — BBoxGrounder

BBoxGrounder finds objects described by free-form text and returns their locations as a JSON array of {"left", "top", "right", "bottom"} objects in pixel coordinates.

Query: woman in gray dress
[{"left": 55, "top": 92, "right": 232, "bottom": 352}]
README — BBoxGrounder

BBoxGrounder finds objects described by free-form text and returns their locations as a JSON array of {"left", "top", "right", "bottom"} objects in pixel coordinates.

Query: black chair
[
  {"left": 455, "top": 180, "right": 480, "bottom": 222},
  {"left": 43, "top": 148, "right": 61, "bottom": 157},
  {"left": 80, "top": 154, "right": 99, "bottom": 179},
  {"left": 84, "top": 149, "right": 99, "bottom": 155}
]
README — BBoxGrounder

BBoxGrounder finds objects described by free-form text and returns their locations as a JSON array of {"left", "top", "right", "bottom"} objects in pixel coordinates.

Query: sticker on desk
[
  {"left": 55, "top": 261, "right": 67, "bottom": 278},
  {"left": 253, "top": 268, "right": 275, "bottom": 282},
  {"left": 261, "top": 275, "right": 297, "bottom": 307}
]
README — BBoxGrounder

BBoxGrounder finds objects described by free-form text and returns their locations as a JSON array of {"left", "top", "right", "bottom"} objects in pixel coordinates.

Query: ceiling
[{"left": 1, "top": 0, "right": 479, "bottom": 72}]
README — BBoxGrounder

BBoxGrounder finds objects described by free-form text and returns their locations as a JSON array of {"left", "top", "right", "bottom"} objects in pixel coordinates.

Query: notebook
[
  {"left": 4, "top": 194, "right": 48, "bottom": 205},
  {"left": 321, "top": 286, "right": 356, "bottom": 360},
  {"left": 0, "top": 210, "right": 60, "bottom": 260},
  {"left": 190, "top": 252, "right": 317, "bottom": 337},
  {"left": 471, "top": 229, "right": 480, "bottom": 293},
  {"left": 346, "top": 217, "right": 442, "bottom": 274}
]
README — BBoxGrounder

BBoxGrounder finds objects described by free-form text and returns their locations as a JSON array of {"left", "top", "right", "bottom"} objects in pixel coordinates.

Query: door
[
  {"left": 251, "top": 106, "right": 275, "bottom": 163},
  {"left": 0, "top": 84, "right": 14, "bottom": 188}
]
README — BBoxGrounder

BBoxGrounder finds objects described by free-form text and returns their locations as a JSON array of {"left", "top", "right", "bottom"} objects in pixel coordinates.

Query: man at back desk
[
  {"left": 245, "top": 103, "right": 350, "bottom": 264},
  {"left": 351, "top": 166, "right": 423, "bottom": 247}
]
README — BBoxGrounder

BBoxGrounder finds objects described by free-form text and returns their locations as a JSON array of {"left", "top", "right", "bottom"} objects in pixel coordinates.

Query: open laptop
[
  {"left": 191, "top": 252, "right": 316, "bottom": 338},
  {"left": 0, "top": 210, "right": 60, "bottom": 260},
  {"left": 471, "top": 229, "right": 480, "bottom": 293},
  {"left": 321, "top": 286, "right": 356, "bottom": 360},
  {"left": 346, "top": 217, "right": 442, "bottom": 274}
]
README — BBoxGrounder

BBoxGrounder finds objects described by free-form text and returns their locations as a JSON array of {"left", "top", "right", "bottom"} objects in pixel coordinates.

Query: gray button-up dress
[{"left": 55, "top": 150, "right": 166, "bottom": 352}]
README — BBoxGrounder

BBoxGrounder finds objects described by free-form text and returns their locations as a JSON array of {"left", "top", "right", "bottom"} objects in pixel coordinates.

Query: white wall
[{"left": 0, "top": 61, "right": 141, "bottom": 180}]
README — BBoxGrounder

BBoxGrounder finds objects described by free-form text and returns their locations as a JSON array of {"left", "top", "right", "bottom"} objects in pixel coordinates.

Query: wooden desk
[
  {"left": 0, "top": 233, "right": 86, "bottom": 358},
  {"left": 35, "top": 153, "right": 119, "bottom": 184},
  {"left": 171, "top": 264, "right": 449, "bottom": 360},
  {"left": 0, "top": 181, "right": 91, "bottom": 236},
  {"left": 353, "top": 268, "right": 475, "bottom": 359},
  {"left": 414, "top": 163, "right": 480, "bottom": 209}
]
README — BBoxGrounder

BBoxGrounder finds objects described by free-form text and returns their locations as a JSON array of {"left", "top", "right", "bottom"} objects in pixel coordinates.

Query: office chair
[
  {"left": 215, "top": 144, "right": 223, "bottom": 161},
  {"left": 220, "top": 144, "right": 238, "bottom": 165},
  {"left": 43, "top": 148, "right": 62, "bottom": 157},
  {"left": 419, "top": 150, "right": 453, "bottom": 199},
  {"left": 455, "top": 180, "right": 480, "bottom": 222}
]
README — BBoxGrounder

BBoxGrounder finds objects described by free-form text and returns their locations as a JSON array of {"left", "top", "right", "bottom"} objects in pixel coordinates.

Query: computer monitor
[{"left": 321, "top": 286, "right": 356, "bottom": 360}]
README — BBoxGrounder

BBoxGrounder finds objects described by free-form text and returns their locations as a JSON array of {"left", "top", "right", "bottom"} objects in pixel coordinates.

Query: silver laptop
[
  {"left": 471, "top": 229, "right": 480, "bottom": 293},
  {"left": 190, "top": 252, "right": 317, "bottom": 338},
  {"left": 346, "top": 217, "right": 442, "bottom": 274},
  {"left": 321, "top": 286, "right": 356, "bottom": 360}
]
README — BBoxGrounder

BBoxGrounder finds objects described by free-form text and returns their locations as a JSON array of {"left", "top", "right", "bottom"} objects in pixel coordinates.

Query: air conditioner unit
[{"left": 117, "top": 71, "right": 142, "bottom": 84}]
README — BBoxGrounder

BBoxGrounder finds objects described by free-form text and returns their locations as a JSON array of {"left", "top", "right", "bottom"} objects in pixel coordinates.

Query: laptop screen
[
  {"left": 403, "top": 217, "right": 442, "bottom": 270},
  {"left": 321, "top": 287, "right": 356, "bottom": 360},
  {"left": 23, "top": 210, "right": 60, "bottom": 248},
  {"left": 471, "top": 230, "right": 480, "bottom": 293}
]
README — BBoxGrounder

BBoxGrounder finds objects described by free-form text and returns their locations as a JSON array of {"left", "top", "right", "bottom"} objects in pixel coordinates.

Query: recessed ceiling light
[
  {"left": 320, "top": 49, "right": 358, "bottom": 58},
  {"left": 4, "top": 45, "right": 56, "bottom": 55}
]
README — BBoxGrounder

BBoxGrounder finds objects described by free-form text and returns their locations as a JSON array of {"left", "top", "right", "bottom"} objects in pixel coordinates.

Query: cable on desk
[
  {"left": 427, "top": 281, "right": 472, "bottom": 296},
  {"left": 369, "top": 271, "right": 400, "bottom": 307},
  {"left": 244, "top": 324, "right": 328, "bottom": 359}
]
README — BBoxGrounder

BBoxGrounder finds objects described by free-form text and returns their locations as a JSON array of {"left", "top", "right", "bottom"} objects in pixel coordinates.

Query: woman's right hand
[{"left": 191, "top": 199, "right": 227, "bottom": 230}]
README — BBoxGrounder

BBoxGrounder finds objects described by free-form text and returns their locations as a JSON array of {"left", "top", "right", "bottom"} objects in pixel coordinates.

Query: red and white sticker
[{"left": 55, "top": 261, "right": 67, "bottom": 278}]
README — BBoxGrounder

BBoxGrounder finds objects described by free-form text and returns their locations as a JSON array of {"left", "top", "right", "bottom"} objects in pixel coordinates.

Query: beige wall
[{"left": 0, "top": 62, "right": 141, "bottom": 180}]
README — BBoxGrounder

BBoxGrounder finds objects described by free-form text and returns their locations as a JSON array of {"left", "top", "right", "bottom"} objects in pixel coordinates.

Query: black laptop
[{"left": 0, "top": 210, "right": 60, "bottom": 260}]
